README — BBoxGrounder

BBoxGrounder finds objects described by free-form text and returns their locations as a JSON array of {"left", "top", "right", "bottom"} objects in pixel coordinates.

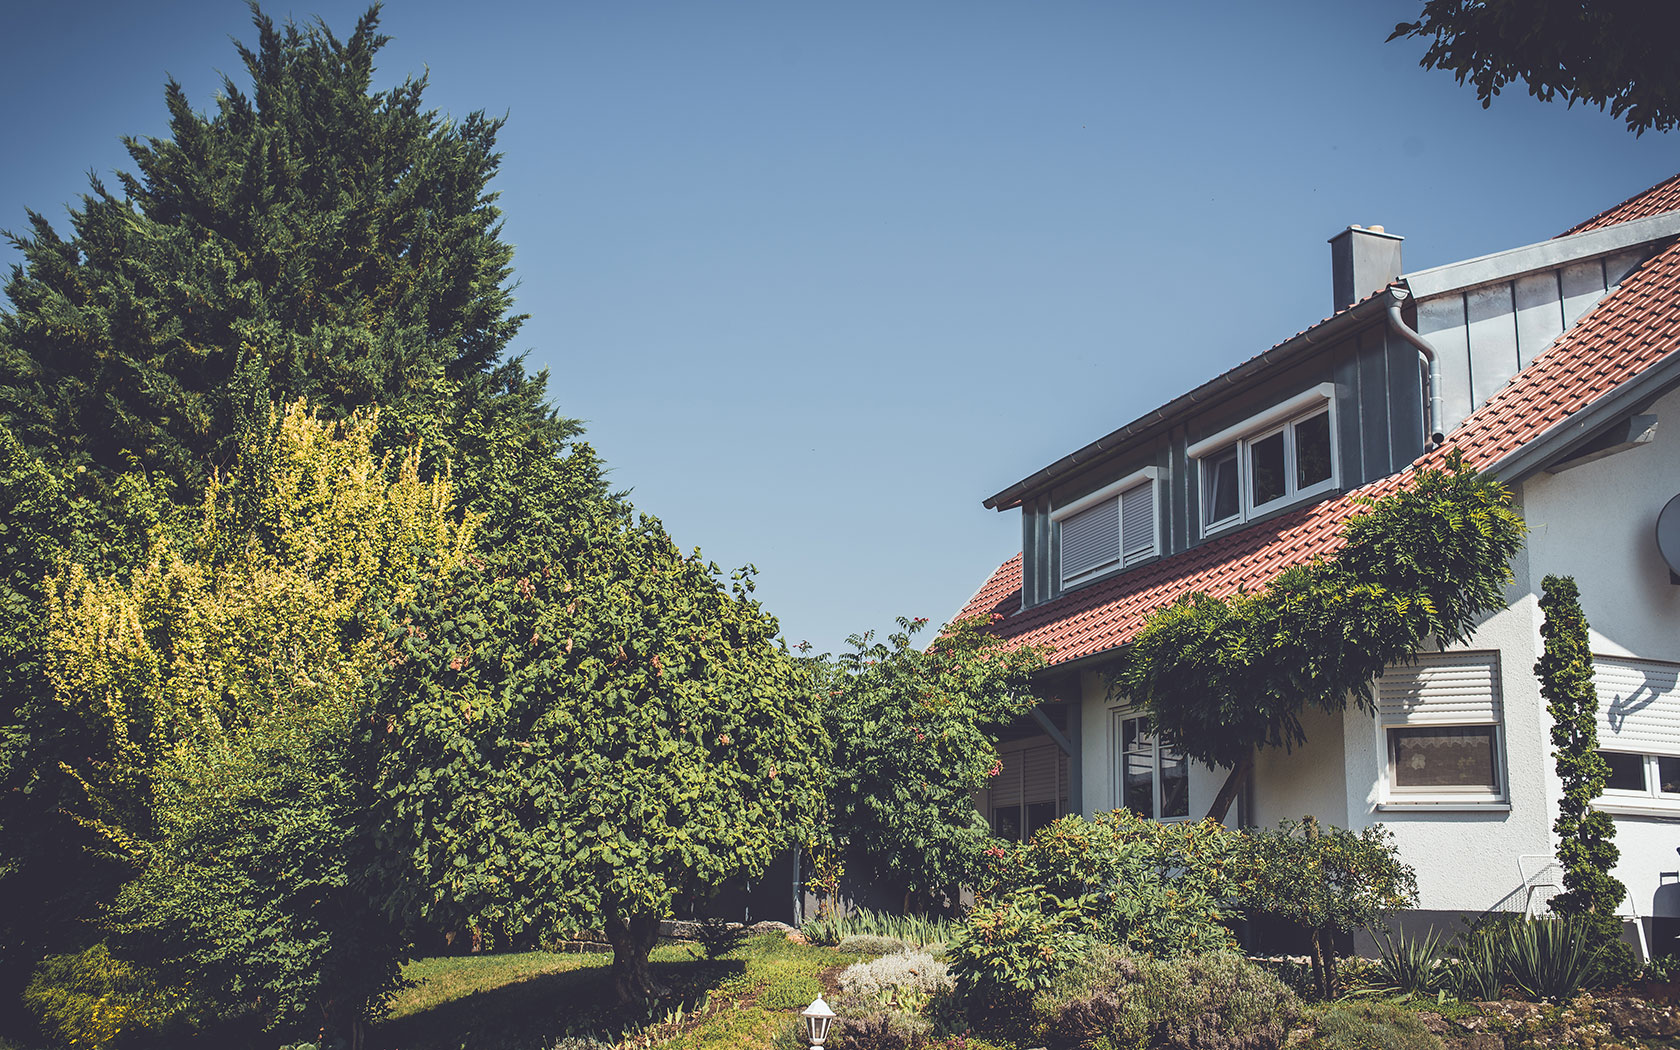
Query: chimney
[{"left": 1328, "top": 225, "right": 1403, "bottom": 312}]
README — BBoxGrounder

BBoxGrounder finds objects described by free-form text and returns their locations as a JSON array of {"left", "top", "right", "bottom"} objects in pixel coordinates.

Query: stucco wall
[{"left": 1520, "top": 383, "right": 1680, "bottom": 919}]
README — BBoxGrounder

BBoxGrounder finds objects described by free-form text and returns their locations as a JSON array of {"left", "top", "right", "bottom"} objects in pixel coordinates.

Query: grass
[{"left": 374, "top": 934, "right": 838, "bottom": 1050}]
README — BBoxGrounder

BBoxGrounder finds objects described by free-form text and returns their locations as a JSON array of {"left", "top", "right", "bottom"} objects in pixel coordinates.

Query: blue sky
[{"left": 2, "top": 1, "right": 1676, "bottom": 655}]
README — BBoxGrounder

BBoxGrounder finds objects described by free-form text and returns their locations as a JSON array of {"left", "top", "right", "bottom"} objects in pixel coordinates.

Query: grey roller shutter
[
  {"left": 1120, "top": 482, "right": 1155, "bottom": 564},
  {"left": 991, "top": 749, "right": 1023, "bottom": 808},
  {"left": 1023, "top": 745, "right": 1059, "bottom": 804},
  {"left": 1595, "top": 657, "right": 1680, "bottom": 756},
  {"left": 1378, "top": 651, "right": 1502, "bottom": 725},
  {"left": 1060, "top": 498, "right": 1120, "bottom": 583}
]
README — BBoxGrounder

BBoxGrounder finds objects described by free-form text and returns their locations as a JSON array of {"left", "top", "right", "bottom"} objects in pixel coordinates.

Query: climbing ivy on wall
[
  {"left": 1117, "top": 452, "right": 1527, "bottom": 820},
  {"left": 1536, "top": 575, "right": 1624, "bottom": 921}
]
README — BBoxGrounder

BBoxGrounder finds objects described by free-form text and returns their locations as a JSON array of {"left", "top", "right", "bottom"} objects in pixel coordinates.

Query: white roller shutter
[
  {"left": 1594, "top": 657, "right": 1680, "bottom": 757},
  {"left": 1120, "top": 483, "right": 1156, "bottom": 564},
  {"left": 1378, "top": 651, "right": 1503, "bottom": 725}
]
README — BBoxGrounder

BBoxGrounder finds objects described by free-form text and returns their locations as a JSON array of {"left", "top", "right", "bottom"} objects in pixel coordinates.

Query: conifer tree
[
  {"left": 0, "top": 3, "right": 569, "bottom": 504},
  {"left": 1536, "top": 576, "right": 1625, "bottom": 922}
]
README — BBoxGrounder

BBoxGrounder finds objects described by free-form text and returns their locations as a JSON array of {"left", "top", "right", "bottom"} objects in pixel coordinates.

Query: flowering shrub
[{"left": 946, "top": 889, "right": 1094, "bottom": 995}]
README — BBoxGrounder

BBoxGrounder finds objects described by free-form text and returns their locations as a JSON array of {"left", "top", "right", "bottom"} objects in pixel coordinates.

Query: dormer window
[
  {"left": 1052, "top": 467, "right": 1158, "bottom": 588},
  {"left": 1188, "top": 384, "right": 1338, "bottom": 535}
]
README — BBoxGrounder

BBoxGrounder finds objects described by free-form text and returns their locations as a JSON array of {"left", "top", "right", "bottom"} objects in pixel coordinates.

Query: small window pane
[
  {"left": 1389, "top": 726, "right": 1498, "bottom": 790},
  {"left": 993, "top": 804, "right": 1021, "bottom": 842},
  {"left": 1294, "top": 411, "right": 1332, "bottom": 489},
  {"left": 1159, "top": 753, "right": 1189, "bottom": 818},
  {"left": 1604, "top": 751, "right": 1647, "bottom": 792},
  {"left": 1026, "top": 801, "right": 1059, "bottom": 837},
  {"left": 1123, "top": 717, "right": 1152, "bottom": 751},
  {"left": 1659, "top": 757, "right": 1680, "bottom": 795},
  {"left": 1250, "top": 431, "right": 1286, "bottom": 506},
  {"left": 1123, "top": 753, "right": 1155, "bottom": 817},
  {"left": 1203, "top": 446, "right": 1240, "bottom": 524}
]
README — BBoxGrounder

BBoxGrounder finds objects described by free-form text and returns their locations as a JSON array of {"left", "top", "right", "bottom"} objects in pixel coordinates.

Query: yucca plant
[
  {"left": 1449, "top": 926, "right": 1506, "bottom": 1000},
  {"left": 1505, "top": 916, "right": 1596, "bottom": 1001},
  {"left": 1374, "top": 926, "right": 1445, "bottom": 996}
]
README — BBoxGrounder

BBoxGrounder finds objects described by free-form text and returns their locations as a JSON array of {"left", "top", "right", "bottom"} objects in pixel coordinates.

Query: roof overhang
[{"left": 1491, "top": 347, "right": 1680, "bottom": 484}]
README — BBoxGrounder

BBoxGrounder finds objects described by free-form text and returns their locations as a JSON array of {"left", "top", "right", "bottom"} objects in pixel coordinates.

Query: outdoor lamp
[{"left": 802, "top": 995, "right": 836, "bottom": 1046}]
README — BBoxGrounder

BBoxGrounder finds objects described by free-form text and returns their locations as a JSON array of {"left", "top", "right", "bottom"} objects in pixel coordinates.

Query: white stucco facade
[{"left": 1072, "top": 386, "right": 1680, "bottom": 931}]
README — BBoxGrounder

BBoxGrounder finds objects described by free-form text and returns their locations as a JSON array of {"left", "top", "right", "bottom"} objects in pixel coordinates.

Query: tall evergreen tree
[{"left": 0, "top": 3, "right": 569, "bottom": 503}]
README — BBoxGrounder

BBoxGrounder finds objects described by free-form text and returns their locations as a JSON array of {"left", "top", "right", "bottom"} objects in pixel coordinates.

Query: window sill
[
  {"left": 1376, "top": 800, "right": 1511, "bottom": 813},
  {"left": 1593, "top": 799, "right": 1680, "bottom": 820}
]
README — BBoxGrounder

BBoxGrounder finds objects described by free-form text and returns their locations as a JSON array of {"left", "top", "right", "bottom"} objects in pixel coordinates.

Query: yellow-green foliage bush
[{"left": 23, "top": 944, "right": 199, "bottom": 1049}]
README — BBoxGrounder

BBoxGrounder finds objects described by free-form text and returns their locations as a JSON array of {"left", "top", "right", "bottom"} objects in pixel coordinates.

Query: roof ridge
[{"left": 1559, "top": 172, "right": 1680, "bottom": 238}]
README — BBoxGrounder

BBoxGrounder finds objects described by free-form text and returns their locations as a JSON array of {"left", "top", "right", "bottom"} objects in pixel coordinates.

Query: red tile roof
[
  {"left": 961, "top": 181, "right": 1680, "bottom": 670},
  {"left": 1561, "top": 172, "right": 1680, "bottom": 236}
]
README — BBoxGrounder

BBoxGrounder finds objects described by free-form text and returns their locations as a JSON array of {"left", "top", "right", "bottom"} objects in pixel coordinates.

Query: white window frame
[
  {"left": 1597, "top": 751, "right": 1680, "bottom": 817},
  {"left": 1110, "top": 710, "right": 1191, "bottom": 822},
  {"left": 1051, "top": 467, "right": 1159, "bottom": 588},
  {"left": 1187, "top": 385, "right": 1339, "bottom": 537},
  {"left": 1375, "top": 650, "right": 1509, "bottom": 809}
]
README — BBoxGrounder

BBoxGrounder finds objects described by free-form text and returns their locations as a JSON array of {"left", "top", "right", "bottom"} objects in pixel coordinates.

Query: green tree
[
  {"left": 1122, "top": 454, "right": 1526, "bottom": 821},
  {"left": 824, "top": 616, "right": 1044, "bottom": 911},
  {"left": 1536, "top": 577, "right": 1625, "bottom": 931},
  {"left": 0, "top": 3, "right": 567, "bottom": 504},
  {"left": 21, "top": 402, "right": 466, "bottom": 1043},
  {"left": 1237, "top": 818, "right": 1417, "bottom": 999},
  {"left": 1390, "top": 0, "right": 1680, "bottom": 135},
  {"left": 363, "top": 490, "right": 826, "bottom": 1004}
]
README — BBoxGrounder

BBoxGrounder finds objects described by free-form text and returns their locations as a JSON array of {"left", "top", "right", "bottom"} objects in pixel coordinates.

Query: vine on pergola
[{"left": 1115, "top": 452, "right": 1527, "bottom": 821}]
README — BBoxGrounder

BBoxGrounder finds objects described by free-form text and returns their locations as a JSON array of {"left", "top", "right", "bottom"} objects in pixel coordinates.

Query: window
[
  {"left": 1115, "top": 713, "right": 1189, "bottom": 820},
  {"left": 988, "top": 741, "right": 1069, "bottom": 841},
  {"left": 1592, "top": 657, "right": 1680, "bottom": 812},
  {"left": 1053, "top": 468, "right": 1157, "bottom": 588},
  {"left": 1601, "top": 752, "right": 1680, "bottom": 799},
  {"left": 1188, "top": 385, "right": 1338, "bottom": 535},
  {"left": 1377, "top": 651, "right": 1506, "bottom": 803}
]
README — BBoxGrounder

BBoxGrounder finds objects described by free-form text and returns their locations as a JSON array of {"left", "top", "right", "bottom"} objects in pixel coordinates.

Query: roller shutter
[
  {"left": 1378, "top": 651, "right": 1503, "bottom": 725},
  {"left": 1595, "top": 657, "right": 1680, "bottom": 757}
]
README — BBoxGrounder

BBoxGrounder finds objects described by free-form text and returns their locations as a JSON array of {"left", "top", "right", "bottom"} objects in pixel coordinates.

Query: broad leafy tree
[
  {"left": 824, "top": 616, "right": 1044, "bottom": 911},
  {"left": 1391, "top": 0, "right": 1680, "bottom": 135},
  {"left": 26, "top": 403, "right": 467, "bottom": 1043},
  {"left": 364, "top": 486, "right": 826, "bottom": 1004},
  {"left": 1122, "top": 455, "right": 1526, "bottom": 820},
  {"left": 0, "top": 4, "right": 567, "bottom": 504}
]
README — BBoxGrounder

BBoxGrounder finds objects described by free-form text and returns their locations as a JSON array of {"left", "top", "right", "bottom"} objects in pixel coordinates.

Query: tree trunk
[
  {"left": 605, "top": 910, "right": 667, "bottom": 1004},
  {"left": 1203, "top": 751, "right": 1253, "bottom": 823}
]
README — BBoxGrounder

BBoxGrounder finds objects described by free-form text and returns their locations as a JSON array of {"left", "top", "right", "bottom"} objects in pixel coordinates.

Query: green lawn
[{"left": 374, "top": 935, "right": 835, "bottom": 1050}]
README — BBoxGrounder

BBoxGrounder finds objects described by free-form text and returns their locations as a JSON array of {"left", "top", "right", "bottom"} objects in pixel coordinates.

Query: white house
[{"left": 959, "top": 174, "right": 1680, "bottom": 954}]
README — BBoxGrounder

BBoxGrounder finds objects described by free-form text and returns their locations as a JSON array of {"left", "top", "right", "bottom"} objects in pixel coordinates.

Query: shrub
[
  {"left": 839, "top": 934, "right": 914, "bottom": 957},
  {"left": 22, "top": 944, "right": 202, "bottom": 1049},
  {"left": 1032, "top": 948, "right": 1300, "bottom": 1050},
  {"left": 1311, "top": 1002, "right": 1442, "bottom": 1050},
  {"left": 830, "top": 1009, "right": 933, "bottom": 1050},
  {"left": 690, "top": 915, "right": 749, "bottom": 960},
  {"left": 1374, "top": 927, "right": 1445, "bottom": 996},
  {"left": 1238, "top": 820, "right": 1416, "bottom": 998},
  {"left": 840, "top": 951, "right": 955, "bottom": 1009},
  {"left": 947, "top": 890, "right": 1094, "bottom": 995},
  {"left": 977, "top": 811, "right": 1241, "bottom": 958}
]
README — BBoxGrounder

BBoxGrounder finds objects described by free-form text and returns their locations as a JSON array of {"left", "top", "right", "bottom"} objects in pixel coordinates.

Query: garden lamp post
[{"left": 802, "top": 995, "right": 836, "bottom": 1046}]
